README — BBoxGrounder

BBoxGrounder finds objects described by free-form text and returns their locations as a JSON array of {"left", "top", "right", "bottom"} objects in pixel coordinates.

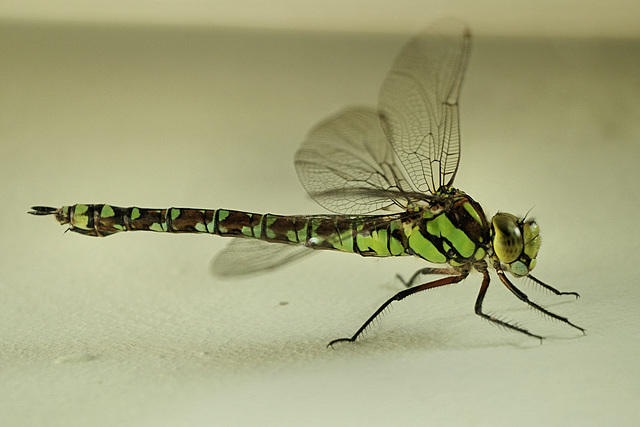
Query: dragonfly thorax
[{"left": 490, "top": 213, "right": 540, "bottom": 277}]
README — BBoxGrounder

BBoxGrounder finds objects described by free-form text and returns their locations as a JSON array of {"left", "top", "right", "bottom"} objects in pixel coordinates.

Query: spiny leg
[
  {"left": 396, "top": 267, "right": 461, "bottom": 288},
  {"left": 328, "top": 272, "right": 468, "bottom": 347},
  {"left": 474, "top": 269, "right": 545, "bottom": 341},
  {"left": 496, "top": 270, "right": 585, "bottom": 334},
  {"left": 528, "top": 274, "right": 580, "bottom": 298}
]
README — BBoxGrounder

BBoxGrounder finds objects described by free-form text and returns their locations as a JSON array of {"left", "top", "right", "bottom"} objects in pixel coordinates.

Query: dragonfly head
[{"left": 490, "top": 213, "right": 540, "bottom": 277}]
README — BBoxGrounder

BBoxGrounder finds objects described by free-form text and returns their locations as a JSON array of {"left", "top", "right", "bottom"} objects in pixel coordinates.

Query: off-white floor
[{"left": 1, "top": 21, "right": 638, "bottom": 426}]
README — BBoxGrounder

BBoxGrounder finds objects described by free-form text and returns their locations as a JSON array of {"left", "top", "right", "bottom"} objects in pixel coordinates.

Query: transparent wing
[
  {"left": 212, "top": 238, "right": 314, "bottom": 277},
  {"left": 379, "top": 19, "right": 471, "bottom": 194},
  {"left": 295, "top": 107, "right": 417, "bottom": 214}
]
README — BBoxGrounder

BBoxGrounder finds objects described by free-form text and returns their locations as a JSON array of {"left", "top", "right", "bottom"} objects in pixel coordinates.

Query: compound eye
[
  {"left": 523, "top": 220, "right": 541, "bottom": 259},
  {"left": 492, "top": 214, "right": 523, "bottom": 264}
]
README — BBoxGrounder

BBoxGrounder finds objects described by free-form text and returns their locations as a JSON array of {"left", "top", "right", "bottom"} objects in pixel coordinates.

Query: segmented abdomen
[{"left": 53, "top": 204, "right": 410, "bottom": 257}]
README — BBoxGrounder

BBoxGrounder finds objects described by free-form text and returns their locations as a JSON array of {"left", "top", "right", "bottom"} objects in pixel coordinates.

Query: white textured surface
[{"left": 1, "top": 21, "right": 639, "bottom": 426}]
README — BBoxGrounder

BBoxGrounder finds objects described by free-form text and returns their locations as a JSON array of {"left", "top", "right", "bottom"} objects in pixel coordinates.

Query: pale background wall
[
  {"left": 1, "top": 2, "right": 639, "bottom": 426},
  {"left": 2, "top": 0, "right": 639, "bottom": 37}
]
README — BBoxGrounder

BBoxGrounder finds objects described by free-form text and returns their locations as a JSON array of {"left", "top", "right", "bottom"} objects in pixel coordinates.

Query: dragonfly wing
[
  {"left": 295, "top": 107, "right": 415, "bottom": 214},
  {"left": 212, "top": 238, "right": 314, "bottom": 277},
  {"left": 378, "top": 20, "right": 471, "bottom": 194}
]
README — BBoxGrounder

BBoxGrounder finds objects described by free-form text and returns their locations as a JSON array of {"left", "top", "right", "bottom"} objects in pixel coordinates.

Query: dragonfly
[{"left": 30, "top": 21, "right": 584, "bottom": 346}]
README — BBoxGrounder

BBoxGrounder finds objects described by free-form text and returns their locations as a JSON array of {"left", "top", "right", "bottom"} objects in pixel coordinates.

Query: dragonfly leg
[
  {"left": 474, "top": 269, "right": 545, "bottom": 341},
  {"left": 328, "top": 272, "right": 468, "bottom": 347},
  {"left": 495, "top": 270, "right": 585, "bottom": 334},
  {"left": 527, "top": 274, "right": 580, "bottom": 298},
  {"left": 396, "top": 267, "right": 460, "bottom": 288}
]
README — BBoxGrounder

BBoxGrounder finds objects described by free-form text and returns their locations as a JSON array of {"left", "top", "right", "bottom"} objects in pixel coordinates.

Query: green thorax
[{"left": 403, "top": 189, "right": 491, "bottom": 266}]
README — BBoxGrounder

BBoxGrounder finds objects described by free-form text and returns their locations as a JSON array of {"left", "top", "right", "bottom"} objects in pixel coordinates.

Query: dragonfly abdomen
[
  {"left": 305, "top": 215, "right": 408, "bottom": 257},
  {"left": 36, "top": 204, "right": 411, "bottom": 257},
  {"left": 39, "top": 204, "right": 216, "bottom": 237},
  {"left": 38, "top": 204, "right": 309, "bottom": 240}
]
